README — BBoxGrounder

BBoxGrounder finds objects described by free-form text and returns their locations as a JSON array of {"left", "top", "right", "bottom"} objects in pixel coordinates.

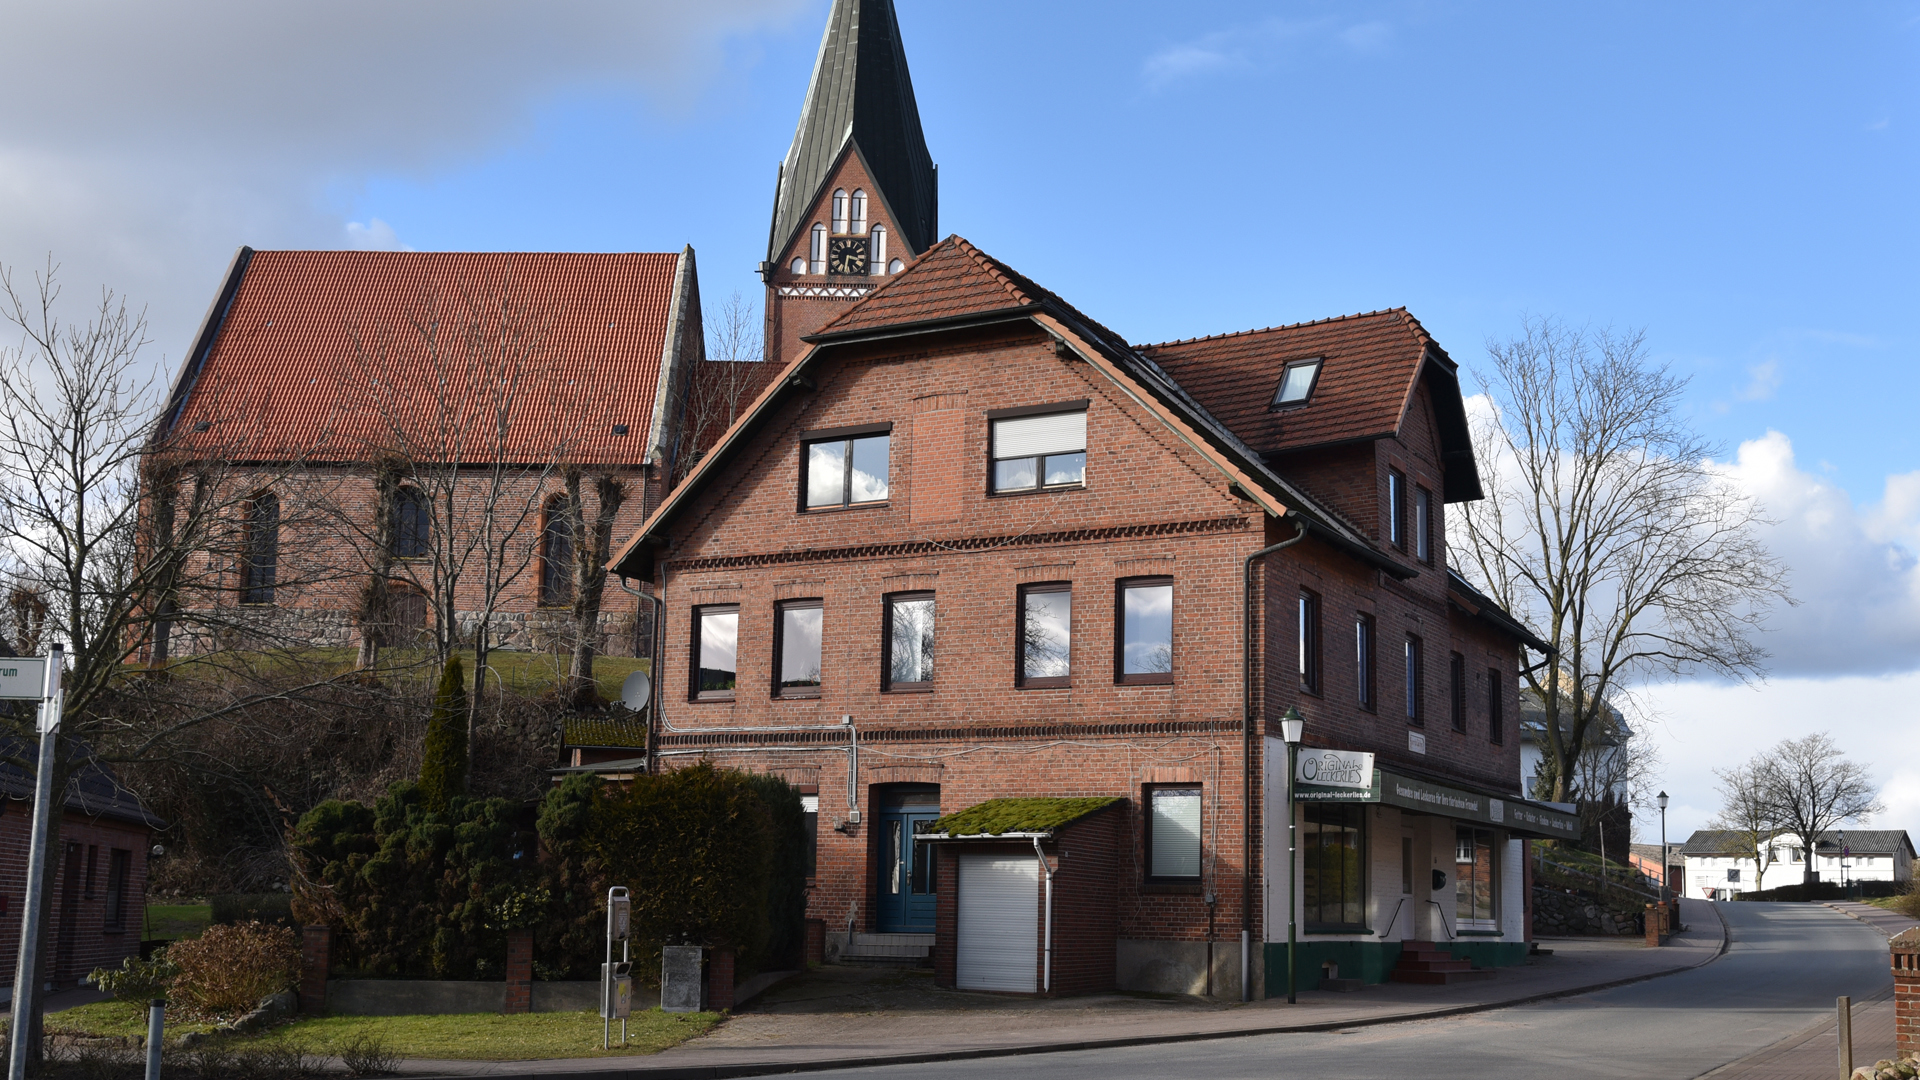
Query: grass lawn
[
  {"left": 143, "top": 903, "right": 212, "bottom": 942},
  {"left": 163, "top": 648, "right": 648, "bottom": 701},
  {"left": 45, "top": 1001, "right": 720, "bottom": 1061},
  {"left": 1864, "top": 894, "right": 1919, "bottom": 914}
]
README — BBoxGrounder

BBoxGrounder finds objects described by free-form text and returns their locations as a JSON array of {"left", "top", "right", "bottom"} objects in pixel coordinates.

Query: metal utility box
[
  {"left": 660, "top": 945, "right": 705, "bottom": 1013},
  {"left": 600, "top": 961, "right": 632, "bottom": 1019}
]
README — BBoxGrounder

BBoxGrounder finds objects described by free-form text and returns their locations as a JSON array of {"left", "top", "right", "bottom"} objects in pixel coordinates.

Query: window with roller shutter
[{"left": 989, "top": 403, "right": 1088, "bottom": 493}]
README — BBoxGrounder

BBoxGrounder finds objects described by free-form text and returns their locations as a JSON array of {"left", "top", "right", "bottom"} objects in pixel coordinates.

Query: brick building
[{"left": 0, "top": 746, "right": 157, "bottom": 997}]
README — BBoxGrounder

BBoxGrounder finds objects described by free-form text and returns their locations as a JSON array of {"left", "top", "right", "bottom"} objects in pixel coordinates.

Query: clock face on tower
[{"left": 827, "top": 237, "right": 869, "bottom": 276}]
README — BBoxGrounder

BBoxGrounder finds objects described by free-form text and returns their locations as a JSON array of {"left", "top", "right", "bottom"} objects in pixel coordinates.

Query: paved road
[{"left": 798, "top": 903, "right": 1891, "bottom": 1080}]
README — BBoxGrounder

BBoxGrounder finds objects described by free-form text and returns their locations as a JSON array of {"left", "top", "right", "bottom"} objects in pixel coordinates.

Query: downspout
[
  {"left": 614, "top": 572, "right": 664, "bottom": 775},
  {"left": 1033, "top": 836, "right": 1054, "bottom": 994},
  {"left": 1243, "top": 516, "right": 1309, "bottom": 1001}
]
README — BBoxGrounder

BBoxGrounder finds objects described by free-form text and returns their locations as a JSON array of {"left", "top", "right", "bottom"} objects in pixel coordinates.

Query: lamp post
[
  {"left": 1280, "top": 707, "right": 1304, "bottom": 1005},
  {"left": 1656, "top": 791, "right": 1670, "bottom": 913}
]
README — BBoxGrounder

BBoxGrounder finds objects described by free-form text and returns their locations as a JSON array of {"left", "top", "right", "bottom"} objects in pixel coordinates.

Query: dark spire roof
[{"left": 768, "top": 0, "right": 937, "bottom": 262}]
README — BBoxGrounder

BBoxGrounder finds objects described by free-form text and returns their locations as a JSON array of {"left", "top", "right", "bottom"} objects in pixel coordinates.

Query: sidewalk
[
  {"left": 1826, "top": 900, "right": 1920, "bottom": 940},
  {"left": 399, "top": 898, "right": 1727, "bottom": 1079}
]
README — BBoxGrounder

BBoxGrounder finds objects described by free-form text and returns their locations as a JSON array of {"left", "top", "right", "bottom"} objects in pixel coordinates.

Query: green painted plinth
[{"left": 1262, "top": 939, "right": 1528, "bottom": 996}]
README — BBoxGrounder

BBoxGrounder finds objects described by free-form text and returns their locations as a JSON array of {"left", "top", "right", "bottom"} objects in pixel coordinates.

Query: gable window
[
  {"left": 888, "top": 257, "right": 904, "bottom": 274},
  {"left": 775, "top": 600, "right": 823, "bottom": 698},
  {"left": 885, "top": 592, "right": 935, "bottom": 690},
  {"left": 393, "top": 487, "right": 429, "bottom": 559},
  {"left": 809, "top": 224, "right": 827, "bottom": 274},
  {"left": 990, "top": 402, "right": 1088, "bottom": 493},
  {"left": 802, "top": 426, "right": 890, "bottom": 509},
  {"left": 1487, "top": 666, "right": 1504, "bottom": 744},
  {"left": 850, "top": 189, "right": 867, "bottom": 234},
  {"left": 240, "top": 491, "right": 279, "bottom": 605},
  {"left": 1298, "top": 589, "right": 1322, "bottom": 694},
  {"left": 539, "top": 495, "right": 573, "bottom": 608},
  {"left": 1271, "top": 358, "right": 1323, "bottom": 407},
  {"left": 1355, "top": 614, "right": 1375, "bottom": 711},
  {"left": 1018, "top": 583, "right": 1072, "bottom": 687},
  {"left": 1414, "top": 487, "right": 1434, "bottom": 563},
  {"left": 1405, "top": 635, "right": 1424, "bottom": 725},
  {"left": 1387, "top": 469, "right": 1406, "bottom": 550},
  {"left": 1304, "top": 803, "right": 1367, "bottom": 930},
  {"left": 1117, "top": 578, "right": 1173, "bottom": 684},
  {"left": 1449, "top": 651, "right": 1466, "bottom": 732},
  {"left": 1146, "top": 785, "right": 1202, "bottom": 881},
  {"left": 869, "top": 225, "right": 888, "bottom": 276},
  {"left": 692, "top": 605, "right": 739, "bottom": 700},
  {"left": 831, "top": 189, "right": 849, "bottom": 234}
]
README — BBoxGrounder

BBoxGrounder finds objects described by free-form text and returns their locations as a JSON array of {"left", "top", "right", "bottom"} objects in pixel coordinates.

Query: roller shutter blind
[
  {"left": 992, "top": 411, "right": 1086, "bottom": 459},
  {"left": 955, "top": 853, "right": 1038, "bottom": 992},
  {"left": 1150, "top": 787, "right": 1202, "bottom": 879}
]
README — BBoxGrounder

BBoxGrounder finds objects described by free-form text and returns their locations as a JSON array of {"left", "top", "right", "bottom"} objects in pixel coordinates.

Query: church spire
[{"left": 768, "top": 0, "right": 937, "bottom": 263}]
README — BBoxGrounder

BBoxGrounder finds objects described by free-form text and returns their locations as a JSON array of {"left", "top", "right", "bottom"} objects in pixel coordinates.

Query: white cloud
[
  {"left": 345, "top": 219, "right": 411, "bottom": 252},
  {"left": 1142, "top": 41, "right": 1246, "bottom": 89},
  {"left": 1140, "top": 16, "right": 1388, "bottom": 90},
  {"left": 1338, "top": 20, "right": 1393, "bottom": 52},
  {"left": 0, "top": 0, "right": 807, "bottom": 366},
  {"left": 1735, "top": 357, "right": 1782, "bottom": 401}
]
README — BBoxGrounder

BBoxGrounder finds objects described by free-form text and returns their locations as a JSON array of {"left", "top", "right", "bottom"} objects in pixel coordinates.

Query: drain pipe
[
  {"left": 1243, "top": 517, "right": 1309, "bottom": 1001},
  {"left": 615, "top": 574, "right": 664, "bottom": 774},
  {"left": 1032, "top": 836, "right": 1054, "bottom": 993}
]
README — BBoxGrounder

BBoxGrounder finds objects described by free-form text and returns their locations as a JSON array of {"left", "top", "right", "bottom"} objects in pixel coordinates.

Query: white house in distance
[{"left": 1677, "top": 829, "right": 1915, "bottom": 900}]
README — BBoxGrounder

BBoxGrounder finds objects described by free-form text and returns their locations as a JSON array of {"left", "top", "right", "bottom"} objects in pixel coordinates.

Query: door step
[
  {"left": 840, "top": 932, "right": 934, "bottom": 967},
  {"left": 1388, "top": 939, "right": 1497, "bottom": 985}
]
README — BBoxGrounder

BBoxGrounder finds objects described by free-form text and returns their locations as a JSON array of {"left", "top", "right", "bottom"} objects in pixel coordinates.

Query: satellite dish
[{"left": 620, "top": 671, "right": 652, "bottom": 712}]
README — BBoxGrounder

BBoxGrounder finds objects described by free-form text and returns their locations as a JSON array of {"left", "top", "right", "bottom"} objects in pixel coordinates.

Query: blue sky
[{"left": 1, "top": 0, "right": 1916, "bottom": 840}]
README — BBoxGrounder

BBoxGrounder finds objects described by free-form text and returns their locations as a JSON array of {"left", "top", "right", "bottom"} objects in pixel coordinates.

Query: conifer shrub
[{"left": 418, "top": 656, "right": 469, "bottom": 812}]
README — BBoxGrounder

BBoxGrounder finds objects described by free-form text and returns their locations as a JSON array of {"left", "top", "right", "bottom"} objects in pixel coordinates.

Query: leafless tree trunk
[
  {"left": 676, "top": 291, "right": 764, "bottom": 483},
  {"left": 1451, "top": 318, "right": 1792, "bottom": 803},
  {"left": 559, "top": 468, "right": 628, "bottom": 704},
  {"left": 1710, "top": 757, "right": 1779, "bottom": 892},
  {"left": 1755, "top": 732, "right": 1883, "bottom": 886}
]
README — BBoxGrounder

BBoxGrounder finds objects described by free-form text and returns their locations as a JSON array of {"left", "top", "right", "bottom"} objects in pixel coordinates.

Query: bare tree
[
  {"left": 1709, "top": 757, "right": 1779, "bottom": 892},
  {"left": 1756, "top": 732, "right": 1882, "bottom": 886},
  {"left": 676, "top": 291, "right": 764, "bottom": 482},
  {"left": 1451, "top": 318, "right": 1792, "bottom": 802},
  {"left": 556, "top": 466, "right": 630, "bottom": 703}
]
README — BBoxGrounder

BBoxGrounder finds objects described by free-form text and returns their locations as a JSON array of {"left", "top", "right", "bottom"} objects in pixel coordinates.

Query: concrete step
[
  {"left": 840, "top": 932, "right": 934, "bottom": 967},
  {"left": 1388, "top": 967, "right": 1498, "bottom": 985}
]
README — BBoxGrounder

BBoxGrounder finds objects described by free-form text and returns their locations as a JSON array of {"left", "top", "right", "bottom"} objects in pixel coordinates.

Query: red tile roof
[
  {"left": 811, "top": 235, "right": 1037, "bottom": 337},
  {"left": 1138, "top": 309, "right": 1448, "bottom": 454},
  {"left": 163, "top": 250, "right": 685, "bottom": 465}
]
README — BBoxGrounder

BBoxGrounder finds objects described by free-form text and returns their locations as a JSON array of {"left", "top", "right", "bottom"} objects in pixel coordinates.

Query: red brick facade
[{"left": 0, "top": 809, "right": 151, "bottom": 991}]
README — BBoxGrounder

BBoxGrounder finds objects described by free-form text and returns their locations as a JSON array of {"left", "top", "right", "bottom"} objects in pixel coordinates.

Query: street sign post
[{"left": 8, "top": 646, "right": 63, "bottom": 1080}]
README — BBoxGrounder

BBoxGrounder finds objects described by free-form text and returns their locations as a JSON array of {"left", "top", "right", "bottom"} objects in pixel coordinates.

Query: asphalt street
[{"left": 796, "top": 903, "right": 1892, "bottom": 1080}]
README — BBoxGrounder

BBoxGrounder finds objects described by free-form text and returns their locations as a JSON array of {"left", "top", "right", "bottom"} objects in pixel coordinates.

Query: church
[{"left": 607, "top": 0, "right": 1575, "bottom": 999}]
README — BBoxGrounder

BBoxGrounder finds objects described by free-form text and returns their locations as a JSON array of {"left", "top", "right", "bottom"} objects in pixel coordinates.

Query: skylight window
[{"left": 1272, "top": 358, "right": 1324, "bottom": 407}]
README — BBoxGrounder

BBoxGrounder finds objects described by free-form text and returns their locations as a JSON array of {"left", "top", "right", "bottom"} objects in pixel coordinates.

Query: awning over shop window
[{"left": 1294, "top": 766, "right": 1579, "bottom": 841}]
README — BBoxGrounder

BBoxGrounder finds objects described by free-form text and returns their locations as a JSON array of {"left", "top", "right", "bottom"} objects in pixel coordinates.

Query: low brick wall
[{"left": 1894, "top": 927, "right": 1917, "bottom": 1057}]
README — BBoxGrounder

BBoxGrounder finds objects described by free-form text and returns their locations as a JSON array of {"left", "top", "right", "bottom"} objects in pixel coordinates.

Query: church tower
[{"left": 761, "top": 0, "right": 937, "bottom": 367}]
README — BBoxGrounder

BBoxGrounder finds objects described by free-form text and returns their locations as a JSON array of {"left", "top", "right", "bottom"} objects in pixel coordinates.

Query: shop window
[
  {"left": 392, "top": 486, "right": 429, "bottom": 559},
  {"left": 1356, "top": 615, "right": 1375, "bottom": 710},
  {"left": 104, "top": 849, "right": 130, "bottom": 929},
  {"left": 775, "top": 600, "right": 823, "bottom": 698},
  {"left": 1455, "top": 827, "right": 1498, "bottom": 931},
  {"left": 1018, "top": 583, "right": 1072, "bottom": 687},
  {"left": 1298, "top": 589, "right": 1321, "bottom": 694},
  {"left": 539, "top": 495, "right": 574, "bottom": 608},
  {"left": 803, "top": 427, "right": 891, "bottom": 509},
  {"left": 692, "top": 605, "right": 739, "bottom": 700},
  {"left": 240, "top": 491, "right": 280, "bottom": 605},
  {"left": 884, "top": 592, "right": 935, "bottom": 690},
  {"left": 1304, "top": 803, "right": 1367, "bottom": 930},
  {"left": 990, "top": 405, "right": 1087, "bottom": 493},
  {"left": 1116, "top": 578, "right": 1173, "bottom": 684},
  {"left": 1146, "top": 785, "right": 1201, "bottom": 881}
]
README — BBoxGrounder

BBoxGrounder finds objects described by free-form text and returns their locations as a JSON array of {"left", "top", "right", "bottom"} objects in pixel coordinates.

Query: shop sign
[
  {"left": 1295, "top": 768, "right": 1382, "bottom": 802},
  {"left": 1296, "top": 748, "right": 1374, "bottom": 788}
]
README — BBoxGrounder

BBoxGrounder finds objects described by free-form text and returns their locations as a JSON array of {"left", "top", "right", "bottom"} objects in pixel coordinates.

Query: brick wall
[
  {"left": 0, "top": 810, "right": 150, "bottom": 990},
  {"left": 1048, "top": 808, "right": 1120, "bottom": 995},
  {"left": 765, "top": 151, "right": 916, "bottom": 371},
  {"left": 1891, "top": 930, "right": 1916, "bottom": 1055}
]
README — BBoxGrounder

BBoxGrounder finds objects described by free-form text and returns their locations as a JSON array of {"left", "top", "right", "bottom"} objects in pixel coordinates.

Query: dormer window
[
  {"left": 809, "top": 224, "right": 827, "bottom": 274},
  {"left": 831, "top": 189, "right": 849, "bottom": 234},
  {"left": 888, "top": 258, "right": 904, "bottom": 274},
  {"left": 869, "top": 226, "right": 888, "bottom": 276},
  {"left": 851, "top": 190, "right": 868, "bottom": 234},
  {"left": 1272, "top": 358, "right": 1323, "bottom": 407}
]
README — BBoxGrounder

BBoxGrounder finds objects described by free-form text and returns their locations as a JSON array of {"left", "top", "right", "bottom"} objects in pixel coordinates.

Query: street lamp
[
  {"left": 1656, "top": 791, "right": 1670, "bottom": 911},
  {"left": 1280, "top": 707, "right": 1304, "bottom": 1005}
]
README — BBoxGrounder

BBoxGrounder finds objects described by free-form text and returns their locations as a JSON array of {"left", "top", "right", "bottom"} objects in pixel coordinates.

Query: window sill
[
  {"left": 987, "top": 484, "right": 1085, "bottom": 499},
  {"left": 1017, "top": 681, "right": 1071, "bottom": 691},
  {"left": 801, "top": 502, "right": 890, "bottom": 515},
  {"left": 1139, "top": 881, "right": 1202, "bottom": 895},
  {"left": 776, "top": 690, "right": 822, "bottom": 701},
  {"left": 692, "top": 694, "right": 737, "bottom": 703},
  {"left": 1306, "top": 926, "right": 1373, "bottom": 936},
  {"left": 882, "top": 686, "right": 933, "bottom": 694},
  {"left": 1117, "top": 676, "right": 1174, "bottom": 687}
]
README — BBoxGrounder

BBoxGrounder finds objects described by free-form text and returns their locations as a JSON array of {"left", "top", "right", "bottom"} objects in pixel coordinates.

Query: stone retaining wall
[{"left": 1530, "top": 885, "right": 1641, "bottom": 936}]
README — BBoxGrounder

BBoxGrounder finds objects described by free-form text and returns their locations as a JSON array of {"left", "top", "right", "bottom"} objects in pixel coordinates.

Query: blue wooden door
[{"left": 876, "top": 806, "right": 940, "bottom": 932}]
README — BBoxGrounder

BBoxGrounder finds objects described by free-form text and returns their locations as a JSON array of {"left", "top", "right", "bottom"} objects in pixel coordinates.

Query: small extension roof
[
  {"left": 562, "top": 717, "right": 648, "bottom": 751},
  {"left": 1140, "top": 310, "right": 1482, "bottom": 502},
  {"left": 925, "top": 796, "right": 1123, "bottom": 838}
]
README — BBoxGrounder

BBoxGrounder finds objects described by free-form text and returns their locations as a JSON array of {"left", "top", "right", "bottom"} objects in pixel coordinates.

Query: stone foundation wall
[{"left": 1530, "top": 885, "right": 1641, "bottom": 936}]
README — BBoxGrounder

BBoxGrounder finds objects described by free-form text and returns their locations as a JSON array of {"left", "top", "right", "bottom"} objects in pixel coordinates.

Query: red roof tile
[
  {"left": 164, "top": 250, "right": 684, "bottom": 464},
  {"left": 812, "top": 235, "right": 1036, "bottom": 337},
  {"left": 1138, "top": 309, "right": 1445, "bottom": 454}
]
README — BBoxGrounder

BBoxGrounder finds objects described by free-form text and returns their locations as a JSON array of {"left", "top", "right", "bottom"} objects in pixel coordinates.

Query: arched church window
[
  {"left": 831, "top": 189, "right": 849, "bottom": 234},
  {"left": 809, "top": 224, "right": 827, "bottom": 274},
  {"left": 392, "top": 486, "right": 429, "bottom": 559},
  {"left": 240, "top": 490, "right": 279, "bottom": 605},
  {"left": 540, "top": 494, "right": 574, "bottom": 608},
  {"left": 869, "top": 225, "right": 888, "bottom": 275},
  {"left": 791, "top": 257, "right": 807, "bottom": 275},
  {"left": 851, "top": 190, "right": 868, "bottom": 235},
  {"left": 888, "top": 258, "right": 904, "bottom": 275}
]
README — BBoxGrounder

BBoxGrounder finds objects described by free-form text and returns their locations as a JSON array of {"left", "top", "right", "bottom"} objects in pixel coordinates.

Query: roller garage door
[{"left": 955, "top": 852, "right": 1038, "bottom": 992}]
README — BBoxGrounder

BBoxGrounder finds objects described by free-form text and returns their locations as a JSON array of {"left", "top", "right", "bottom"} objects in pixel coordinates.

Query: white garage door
[{"left": 956, "top": 852, "right": 1038, "bottom": 992}]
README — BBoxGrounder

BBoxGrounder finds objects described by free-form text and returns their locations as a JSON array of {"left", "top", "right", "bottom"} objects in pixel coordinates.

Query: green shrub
[
  {"left": 418, "top": 656, "right": 470, "bottom": 813},
  {"left": 744, "top": 772, "right": 809, "bottom": 971},
  {"left": 530, "top": 773, "right": 608, "bottom": 980},
  {"left": 90, "top": 951, "right": 177, "bottom": 1014},
  {"left": 167, "top": 921, "right": 299, "bottom": 1021}
]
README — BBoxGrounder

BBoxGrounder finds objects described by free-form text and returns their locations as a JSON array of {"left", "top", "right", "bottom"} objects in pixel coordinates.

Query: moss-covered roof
[
  {"left": 562, "top": 717, "right": 648, "bottom": 750},
  {"left": 930, "top": 797, "right": 1123, "bottom": 837}
]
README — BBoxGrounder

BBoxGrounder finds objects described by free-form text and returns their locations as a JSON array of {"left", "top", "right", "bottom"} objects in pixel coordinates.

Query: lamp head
[
  {"left": 1656, "top": 791, "right": 1668, "bottom": 810},
  {"left": 1280, "top": 706, "right": 1304, "bottom": 746}
]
